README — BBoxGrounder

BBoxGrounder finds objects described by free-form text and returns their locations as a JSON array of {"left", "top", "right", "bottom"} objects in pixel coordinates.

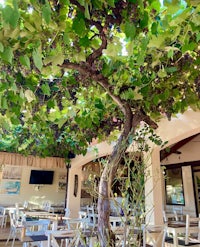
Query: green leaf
[
  {"left": 72, "top": 18, "right": 86, "bottom": 37},
  {"left": 150, "top": 1, "right": 161, "bottom": 12},
  {"left": 107, "top": 0, "right": 115, "bottom": 7},
  {"left": 24, "top": 90, "right": 36, "bottom": 103},
  {"left": 163, "top": 89, "right": 170, "bottom": 100},
  {"left": 165, "top": 67, "right": 177, "bottom": 73},
  {"left": 84, "top": 3, "right": 90, "bottom": 19},
  {"left": 0, "top": 43, "right": 4, "bottom": 53},
  {"left": 11, "top": 8, "right": 20, "bottom": 28},
  {"left": 52, "top": 53, "right": 65, "bottom": 66},
  {"left": 197, "top": 33, "right": 200, "bottom": 42},
  {"left": 78, "top": 0, "right": 84, "bottom": 6},
  {"left": 182, "top": 42, "right": 197, "bottom": 53},
  {"left": 79, "top": 36, "right": 90, "bottom": 47},
  {"left": 148, "top": 35, "right": 165, "bottom": 48},
  {"left": 47, "top": 100, "right": 55, "bottom": 108},
  {"left": 63, "top": 32, "right": 70, "bottom": 45},
  {"left": 124, "top": 22, "right": 136, "bottom": 40},
  {"left": 157, "top": 69, "right": 167, "bottom": 78},
  {"left": 41, "top": 83, "right": 51, "bottom": 96},
  {"left": 42, "top": 2, "right": 51, "bottom": 24},
  {"left": 140, "top": 11, "right": 149, "bottom": 28},
  {"left": 1, "top": 47, "right": 13, "bottom": 64},
  {"left": 1, "top": 98, "right": 8, "bottom": 109},
  {"left": 2, "top": 2, "right": 19, "bottom": 28},
  {"left": 151, "top": 22, "right": 158, "bottom": 35},
  {"left": 32, "top": 49, "right": 43, "bottom": 71},
  {"left": 153, "top": 95, "right": 160, "bottom": 105},
  {"left": 19, "top": 55, "right": 31, "bottom": 69}
]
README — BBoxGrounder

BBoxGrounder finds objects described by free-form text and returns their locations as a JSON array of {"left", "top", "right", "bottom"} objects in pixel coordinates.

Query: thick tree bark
[{"left": 97, "top": 106, "right": 142, "bottom": 246}]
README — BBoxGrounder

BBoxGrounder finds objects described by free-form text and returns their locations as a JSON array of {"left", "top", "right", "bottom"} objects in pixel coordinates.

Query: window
[{"left": 165, "top": 167, "right": 185, "bottom": 205}]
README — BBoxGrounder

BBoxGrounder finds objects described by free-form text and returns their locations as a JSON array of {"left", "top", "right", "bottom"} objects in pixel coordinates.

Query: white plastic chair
[
  {"left": 48, "top": 229, "right": 81, "bottom": 247},
  {"left": 144, "top": 224, "right": 167, "bottom": 247},
  {"left": 173, "top": 206, "right": 184, "bottom": 221},
  {"left": 184, "top": 214, "right": 200, "bottom": 245},
  {"left": 23, "top": 201, "right": 29, "bottom": 209},
  {"left": 0, "top": 206, "right": 7, "bottom": 228},
  {"left": 6, "top": 210, "right": 24, "bottom": 247},
  {"left": 78, "top": 211, "right": 88, "bottom": 229},
  {"left": 162, "top": 210, "right": 177, "bottom": 223},
  {"left": 86, "top": 205, "right": 97, "bottom": 229},
  {"left": 42, "top": 201, "right": 54, "bottom": 213},
  {"left": 22, "top": 219, "right": 51, "bottom": 247}
]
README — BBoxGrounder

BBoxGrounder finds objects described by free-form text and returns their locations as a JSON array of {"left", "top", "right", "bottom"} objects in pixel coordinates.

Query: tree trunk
[{"left": 97, "top": 108, "right": 142, "bottom": 246}]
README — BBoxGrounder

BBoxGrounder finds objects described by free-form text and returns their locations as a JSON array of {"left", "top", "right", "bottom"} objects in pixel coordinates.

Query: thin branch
[{"left": 69, "top": 0, "right": 127, "bottom": 65}]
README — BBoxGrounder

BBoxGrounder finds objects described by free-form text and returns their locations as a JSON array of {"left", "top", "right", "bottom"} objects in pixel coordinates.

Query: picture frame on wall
[
  {"left": 0, "top": 180, "right": 21, "bottom": 195},
  {"left": 58, "top": 172, "right": 67, "bottom": 192},
  {"left": 2, "top": 166, "right": 22, "bottom": 180}
]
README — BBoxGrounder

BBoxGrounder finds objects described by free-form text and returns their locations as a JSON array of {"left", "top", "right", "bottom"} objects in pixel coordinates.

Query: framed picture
[
  {"left": 0, "top": 180, "right": 21, "bottom": 195},
  {"left": 165, "top": 167, "right": 185, "bottom": 205},
  {"left": 2, "top": 166, "right": 22, "bottom": 180},
  {"left": 58, "top": 172, "right": 67, "bottom": 192}
]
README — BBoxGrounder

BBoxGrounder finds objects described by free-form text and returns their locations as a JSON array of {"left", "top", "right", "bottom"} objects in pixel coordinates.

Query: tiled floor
[{"left": 0, "top": 227, "right": 22, "bottom": 246}]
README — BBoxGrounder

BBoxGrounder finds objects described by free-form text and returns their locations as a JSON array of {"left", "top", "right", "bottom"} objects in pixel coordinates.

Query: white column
[
  {"left": 145, "top": 148, "right": 164, "bottom": 225},
  {"left": 66, "top": 167, "right": 82, "bottom": 218}
]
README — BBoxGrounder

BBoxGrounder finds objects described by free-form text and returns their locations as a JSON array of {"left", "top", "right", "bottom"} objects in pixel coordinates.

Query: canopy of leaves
[{"left": 0, "top": 0, "right": 199, "bottom": 158}]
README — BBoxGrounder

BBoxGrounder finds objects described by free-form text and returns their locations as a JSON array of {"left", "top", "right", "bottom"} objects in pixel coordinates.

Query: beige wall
[{"left": 0, "top": 165, "right": 66, "bottom": 207}]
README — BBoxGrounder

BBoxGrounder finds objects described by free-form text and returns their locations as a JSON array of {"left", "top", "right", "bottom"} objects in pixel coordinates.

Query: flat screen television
[{"left": 29, "top": 170, "right": 54, "bottom": 184}]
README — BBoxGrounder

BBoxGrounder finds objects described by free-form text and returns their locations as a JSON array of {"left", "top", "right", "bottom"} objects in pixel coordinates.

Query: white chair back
[
  {"left": 24, "top": 219, "right": 51, "bottom": 236},
  {"left": 49, "top": 229, "right": 80, "bottom": 247},
  {"left": 86, "top": 205, "right": 97, "bottom": 228},
  {"left": 42, "top": 201, "right": 54, "bottom": 213},
  {"left": 185, "top": 214, "right": 200, "bottom": 245},
  {"left": 162, "top": 210, "right": 177, "bottom": 223},
  {"left": 6, "top": 210, "right": 24, "bottom": 247},
  {"left": 173, "top": 205, "right": 184, "bottom": 221},
  {"left": 23, "top": 201, "right": 29, "bottom": 209},
  {"left": 144, "top": 224, "right": 167, "bottom": 247},
  {"left": 78, "top": 211, "right": 87, "bottom": 229},
  {"left": 0, "top": 206, "right": 7, "bottom": 228}
]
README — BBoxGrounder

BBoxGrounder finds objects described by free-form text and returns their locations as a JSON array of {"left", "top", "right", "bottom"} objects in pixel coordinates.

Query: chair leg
[
  {"left": 5, "top": 230, "right": 12, "bottom": 245},
  {"left": 11, "top": 235, "right": 16, "bottom": 247},
  {"left": 185, "top": 230, "right": 189, "bottom": 245}
]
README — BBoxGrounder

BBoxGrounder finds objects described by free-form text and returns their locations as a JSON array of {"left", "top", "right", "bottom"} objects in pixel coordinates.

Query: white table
[{"left": 24, "top": 210, "right": 59, "bottom": 219}]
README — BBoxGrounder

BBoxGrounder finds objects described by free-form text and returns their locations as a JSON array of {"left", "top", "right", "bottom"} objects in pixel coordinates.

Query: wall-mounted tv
[{"left": 29, "top": 170, "right": 54, "bottom": 185}]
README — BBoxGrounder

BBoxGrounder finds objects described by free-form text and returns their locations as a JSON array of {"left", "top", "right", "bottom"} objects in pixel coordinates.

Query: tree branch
[
  {"left": 61, "top": 61, "right": 127, "bottom": 115},
  {"left": 133, "top": 109, "right": 158, "bottom": 129}
]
